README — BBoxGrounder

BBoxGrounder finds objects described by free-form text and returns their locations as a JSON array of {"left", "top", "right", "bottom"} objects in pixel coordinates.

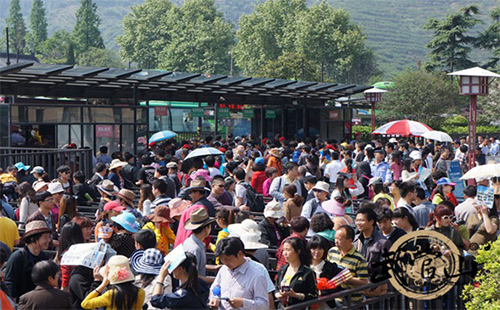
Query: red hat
[
  {"left": 262, "top": 138, "right": 268, "bottom": 144},
  {"left": 219, "top": 147, "right": 226, "bottom": 153},
  {"left": 104, "top": 201, "right": 126, "bottom": 212},
  {"left": 279, "top": 137, "right": 285, "bottom": 142},
  {"left": 182, "top": 144, "right": 190, "bottom": 149}
]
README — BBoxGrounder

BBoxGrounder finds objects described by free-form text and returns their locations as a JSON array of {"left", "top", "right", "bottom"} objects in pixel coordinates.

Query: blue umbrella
[{"left": 149, "top": 130, "right": 177, "bottom": 145}]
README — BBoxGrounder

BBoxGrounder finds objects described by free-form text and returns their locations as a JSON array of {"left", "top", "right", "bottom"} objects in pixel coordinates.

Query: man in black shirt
[
  {"left": 121, "top": 152, "right": 139, "bottom": 190},
  {"left": 136, "top": 154, "right": 156, "bottom": 185}
]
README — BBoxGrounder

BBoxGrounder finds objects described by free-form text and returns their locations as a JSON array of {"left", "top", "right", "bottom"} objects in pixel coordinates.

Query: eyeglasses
[{"left": 441, "top": 215, "right": 454, "bottom": 220}]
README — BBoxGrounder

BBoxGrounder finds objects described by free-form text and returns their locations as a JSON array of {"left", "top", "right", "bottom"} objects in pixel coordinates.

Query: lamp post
[
  {"left": 364, "top": 88, "right": 387, "bottom": 135},
  {"left": 449, "top": 67, "right": 500, "bottom": 172}
]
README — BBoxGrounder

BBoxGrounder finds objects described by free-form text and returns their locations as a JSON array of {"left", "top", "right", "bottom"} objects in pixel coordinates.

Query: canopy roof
[
  {"left": 0, "top": 63, "right": 371, "bottom": 106},
  {"left": 448, "top": 67, "right": 500, "bottom": 78}
]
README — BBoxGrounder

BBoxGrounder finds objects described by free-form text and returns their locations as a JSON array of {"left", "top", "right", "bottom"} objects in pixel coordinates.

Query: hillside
[{"left": 0, "top": 0, "right": 497, "bottom": 76}]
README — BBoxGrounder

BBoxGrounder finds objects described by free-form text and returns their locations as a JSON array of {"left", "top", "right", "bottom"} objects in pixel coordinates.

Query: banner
[
  {"left": 448, "top": 160, "right": 465, "bottom": 199},
  {"left": 265, "top": 109, "right": 276, "bottom": 119},
  {"left": 61, "top": 241, "right": 116, "bottom": 268}
]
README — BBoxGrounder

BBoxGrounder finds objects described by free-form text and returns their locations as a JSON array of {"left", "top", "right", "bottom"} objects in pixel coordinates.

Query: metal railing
[{"left": 0, "top": 147, "right": 93, "bottom": 178}]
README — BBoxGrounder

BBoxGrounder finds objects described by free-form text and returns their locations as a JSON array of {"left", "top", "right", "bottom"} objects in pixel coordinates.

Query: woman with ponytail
[
  {"left": 150, "top": 252, "right": 209, "bottom": 309},
  {"left": 282, "top": 184, "right": 304, "bottom": 221}
]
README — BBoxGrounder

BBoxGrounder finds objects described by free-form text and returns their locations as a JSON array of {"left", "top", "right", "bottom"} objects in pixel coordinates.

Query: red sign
[
  {"left": 96, "top": 125, "right": 113, "bottom": 138},
  {"left": 329, "top": 110, "right": 339, "bottom": 120},
  {"left": 154, "top": 106, "right": 168, "bottom": 116}
]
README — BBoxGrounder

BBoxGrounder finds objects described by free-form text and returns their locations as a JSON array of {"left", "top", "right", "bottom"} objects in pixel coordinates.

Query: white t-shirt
[
  {"left": 324, "top": 160, "right": 345, "bottom": 183},
  {"left": 235, "top": 182, "right": 248, "bottom": 206},
  {"left": 208, "top": 167, "right": 221, "bottom": 177}
]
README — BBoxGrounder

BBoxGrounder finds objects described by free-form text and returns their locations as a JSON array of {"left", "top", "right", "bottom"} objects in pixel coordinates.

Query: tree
[
  {"left": 26, "top": 0, "right": 48, "bottom": 54},
  {"left": 37, "top": 30, "right": 73, "bottom": 64},
  {"left": 73, "top": 0, "right": 105, "bottom": 55},
  {"left": 117, "top": 0, "right": 174, "bottom": 69},
  {"left": 477, "top": 7, "right": 500, "bottom": 70},
  {"left": 77, "top": 47, "right": 123, "bottom": 67},
  {"left": 66, "top": 42, "right": 76, "bottom": 65},
  {"left": 378, "top": 70, "right": 465, "bottom": 128},
  {"left": 5, "top": 0, "right": 27, "bottom": 54},
  {"left": 256, "top": 52, "right": 320, "bottom": 81},
  {"left": 158, "top": 0, "right": 235, "bottom": 74},
  {"left": 424, "top": 5, "right": 480, "bottom": 72}
]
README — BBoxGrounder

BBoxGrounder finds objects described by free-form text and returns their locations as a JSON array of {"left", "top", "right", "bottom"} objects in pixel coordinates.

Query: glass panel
[
  {"left": 136, "top": 107, "right": 148, "bottom": 124},
  {"left": 122, "top": 108, "right": 135, "bottom": 123},
  {"left": 0, "top": 105, "right": 8, "bottom": 146},
  {"left": 28, "top": 107, "right": 79, "bottom": 123},
  {"left": 137, "top": 125, "right": 148, "bottom": 152},
  {"left": 471, "top": 85, "right": 479, "bottom": 93},
  {"left": 70, "top": 125, "right": 82, "bottom": 147},
  {"left": 462, "top": 76, "right": 470, "bottom": 84},
  {"left": 88, "top": 108, "right": 116, "bottom": 123},
  {"left": 471, "top": 76, "right": 479, "bottom": 84},
  {"left": 83, "top": 125, "right": 94, "bottom": 149},
  {"left": 170, "top": 108, "right": 195, "bottom": 132},
  {"left": 122, "top": 125, "right": 135, "bottom": 154},
  {"left": 462, "top": 85, "right": 470, "bottom": 94},
  {"left": 95, "top": 125, "right": 120, "bottom": 155},
  {"left": 11, "top": 106, "right": 27, "bottom": 123},
  {"left": 58, "top": 125, "right": 69, "bottom": 148}
]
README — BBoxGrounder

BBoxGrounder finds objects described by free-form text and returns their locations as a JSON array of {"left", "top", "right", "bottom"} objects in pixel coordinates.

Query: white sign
[{"left": 61, "top": 241, "right": 116, "bottom": 268}]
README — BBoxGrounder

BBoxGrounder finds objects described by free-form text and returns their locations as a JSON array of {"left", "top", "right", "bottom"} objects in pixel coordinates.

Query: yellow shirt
[
  {"left": 432, "top": 194, "right": 444, "bottom": 205},
  {"left": 81, "top": 288, "right": 145, "bottom": 310},
  {"left": 142, "top": 222, "right": 176, "bottom": 255},
  {"left": 0, "top": 217, "right": 20, "bottom": 250},
  {"left": 372, "top": 193, "right": 395, "bottom": 210}
]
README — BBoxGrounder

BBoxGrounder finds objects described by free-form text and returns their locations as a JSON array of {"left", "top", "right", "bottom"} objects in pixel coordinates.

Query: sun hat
[
  {"left": 166, "top": 162, "right": 178, "bottom": 169},
  {"left": 97, "top": 180, "right": 119, "bottom": 196},
  {"left": 255, "top": 157, "right": 265, "bottom": 166},
  {"left": 368, "top": 177, "right": 383, "bottom": 186},
  {"left": 48, "top": 182, "right": 64, "bottom": 194},
  {"left": 109, "top": 159, "right": 127, "bottom": 170},
  {"left": 364, "top": 144, "right": 374, "bottom": 151},
  {"left": 322, "top": 199, "right": 346, "bottom": 217},
  {"left": 190, "top": 169, "right": 212, "bottom": 182},
  {"left": 130, "top": 248, "right": 164, "bottom": 275},
  {"left": 263, "top": 200, "right": 285, "bottom": 218},
  {"left": 228, "top": 219, "right": 262, "bottom": 238},
  {"left": 297, "top": 142, "right": 306, "bottom": 150},
  {"left": 100, "top": 255, "right": 135, "bottom": 285},
  {"left": 23, "top": 220, "right": 52, "bottom": 239},
  {"left": 185, "top": 179, "right": 211, "bottom": 193},
  {"left": 389, "top": 138, "right": 398, "bottom": 143},
  {"left": 409, "top": 150, "right": 422, "bottom": 160},
  {"left": 110, "top": 211, "right": 140, "bottom": 233},
  {"left": 15, "top": 162, "right": 31, "bottom": 171},
  {"left": 168, "top": 198, "right": 192, "bottom": 218},
  {"left": 147, "top": 206, "right": 174, "bottom": 223},
  {"left": 312, "top": 181, "right": 330, "bottom": 193},
  {"left": 269, "top": 148, "right": 281, "bottom": 156},
  {"left": 437, "top": 177, "right": 456, "bottom": 186},
  {"left": 31, "top": 166, "right": 45, "bottom": 174},
  {"left": 104, "top": 201, "right": 126, "bottom": 212},
  {"left": 184, "top": 207, "right": 215, "bottom": 231},
  {"left": 33, "top": 181, "right": 49, "bottom": 192},
  {"left": 117, "top": 189, "right": 136, "bottom": 207}
]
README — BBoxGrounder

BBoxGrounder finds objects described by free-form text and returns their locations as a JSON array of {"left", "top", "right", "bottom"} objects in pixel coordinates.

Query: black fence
[{"left": 0, "top": 147, "right": 93, "bottom": 178}]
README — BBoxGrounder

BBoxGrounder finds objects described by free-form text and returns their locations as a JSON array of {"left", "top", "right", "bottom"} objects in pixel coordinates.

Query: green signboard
[
  {"left": 192, "top": 107, "right": 204, "bottom": 117},
  {"left": 265, "top": 109, "right": 276, "bottom": 119},
  {"left": 218, "top": 108, "right": 230, "bottom": 118},
  {"left": 243, "top": 109, "right": 254, "bottom": 119}
]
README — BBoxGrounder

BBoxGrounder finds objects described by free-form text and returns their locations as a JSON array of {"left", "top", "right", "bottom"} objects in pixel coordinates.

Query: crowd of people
[{"left": 0, "top": 133, "right": 498, "bottom": 309}]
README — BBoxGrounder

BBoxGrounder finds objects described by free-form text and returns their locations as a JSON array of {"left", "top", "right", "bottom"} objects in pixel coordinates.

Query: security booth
[{"left": 0, "top": 63, "right": 371, "bottom": 154}]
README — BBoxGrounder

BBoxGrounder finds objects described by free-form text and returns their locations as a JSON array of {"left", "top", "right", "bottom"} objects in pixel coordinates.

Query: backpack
[{"left": 241, "top": 183, "right": 265, "bottom": 212}]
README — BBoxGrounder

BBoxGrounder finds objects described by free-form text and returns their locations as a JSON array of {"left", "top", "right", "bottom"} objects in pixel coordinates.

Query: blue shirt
[{"left": 370, "top": 160, "right": 392, "bottom": 184}]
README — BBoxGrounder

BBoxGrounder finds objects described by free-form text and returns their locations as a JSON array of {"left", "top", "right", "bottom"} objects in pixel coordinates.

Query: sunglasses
[{"left": 441, "top": 215, "right": 454, "bottom": 221}]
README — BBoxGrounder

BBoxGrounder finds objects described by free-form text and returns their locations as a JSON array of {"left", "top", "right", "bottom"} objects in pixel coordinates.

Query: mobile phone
[
  {"left": 216, "top": 297, "right": 230, "bottom": 301},
  {"left": 281, "top": 286, "right": 291, "bottom": 292}
]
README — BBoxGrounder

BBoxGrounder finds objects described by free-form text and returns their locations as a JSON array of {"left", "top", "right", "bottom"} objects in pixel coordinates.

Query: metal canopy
[{"left": 0, "top": 63, "right": 371, "bottom": 105}]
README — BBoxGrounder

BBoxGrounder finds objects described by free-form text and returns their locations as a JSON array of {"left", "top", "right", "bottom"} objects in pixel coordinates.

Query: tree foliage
[
  {"left": 37, "top": 30, "right": 73, "bottom": 64},
  {"left": 477, "top": 7, "right": 500, "bottom": 70},
  {"left": 72, "top": 0, "right": 105, "bottom": 55},
  {"left": 5, "top": 0, "right": 26, "bottom": 54},
  {"left": 424, "top": 5, "right": 481, "bottom": 72},
  {"left": 78, "top": 47, "right": 123, "bottom": 67},
  {"left": 234, "top": 0, "right": 377, "bottom": 83},
  {"left": 26, "top": 0, "right": 47, "bottom": 54},
  {"left": 378, "top": 69, "right": 465, "bottom": 128}
]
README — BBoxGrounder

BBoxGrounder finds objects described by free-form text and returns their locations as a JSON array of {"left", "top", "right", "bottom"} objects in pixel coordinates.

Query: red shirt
[{"left": 251, "top": 171, "right": 268, "bottom": 194}]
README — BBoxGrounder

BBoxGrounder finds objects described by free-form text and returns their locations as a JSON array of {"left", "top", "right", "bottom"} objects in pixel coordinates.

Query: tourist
[
  {"left": 282, "top": 184, "right": 304, "bottom": 221},
  {"left": 138, "top": 184, "right": 155, "bottom": 216},
  {"left": 301, "top": 181, "right": 330, "bottom": 220},
  {"left": 142, "top": 206, "right": 176, "bottom": 255},
  {"left": 108, "top": 211, "right": 140, "bottom": 258},
  {"left": 258, "top": 200, "right": 289, "bottom": 247}
]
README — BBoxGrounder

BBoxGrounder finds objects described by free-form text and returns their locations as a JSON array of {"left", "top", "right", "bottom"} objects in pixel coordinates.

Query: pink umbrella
[{"left": 372, "top": 119, "right": 432, "bottom": 136}]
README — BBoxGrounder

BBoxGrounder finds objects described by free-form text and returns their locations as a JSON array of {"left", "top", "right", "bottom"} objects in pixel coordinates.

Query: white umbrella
[
  {"left": 460, "top": 163, "right": 500, "bottom": 180},
  {"left": 422, "top": 130, "right": 453, "bottom": 143},
  {"left": 184, "top": 147, "right": 223, "bottom": 160}
]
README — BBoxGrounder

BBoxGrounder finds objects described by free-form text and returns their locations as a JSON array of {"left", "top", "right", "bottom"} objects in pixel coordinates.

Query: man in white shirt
[
  {"left": 324, "top": 152, "right": 344, "bottom": 189},
  {"left": 455, "top": 185, "right": 477, "bottom": 223}
]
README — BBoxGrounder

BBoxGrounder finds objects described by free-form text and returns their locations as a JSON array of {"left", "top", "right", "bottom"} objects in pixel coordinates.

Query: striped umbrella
[
  {"left": 373, "top": 119, "right": 432, "bottom": 137},
  {"left": 149, "top": 130, "right": 177, "bottom": 145}
]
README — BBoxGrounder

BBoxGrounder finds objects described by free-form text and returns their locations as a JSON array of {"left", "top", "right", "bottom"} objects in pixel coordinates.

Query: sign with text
[
  {"left": 96, "top": 125, "right": 113, "bottom": 138},
  {"left": 329, "top": 110, "right": 340, "bottom": 120},
  {"left": 265, "top": 109, "right": 276, "bottom": 119},
  {"left": 192, "top": 108, "right": 204, "bottom": 117},
  {"left": 217, "top": 108, "right": 230, "bottom": 118},
  {"left": 154, "top": 106, "right": 168, "bottom": 116},
  {"left": 447, "top": 160, "right": 464, "bottom": 199},
  {"left": 242, "top": 109, "right": 254, "bottom": 119}
]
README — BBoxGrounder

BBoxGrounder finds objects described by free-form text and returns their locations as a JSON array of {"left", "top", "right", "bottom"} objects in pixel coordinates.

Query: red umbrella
[{"left": 373, "top": 119, "right": 432, "bottom": 136}]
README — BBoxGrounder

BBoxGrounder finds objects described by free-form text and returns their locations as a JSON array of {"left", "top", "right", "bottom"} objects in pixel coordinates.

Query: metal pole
[
  {"left": 371, "top": 102, "right": 376, "bottom": 137},
  {"left": 6, "top": 28, "right": 11, "bottom": 66},
  {"left": 197, "top": 102, "right": 202, "bottom": 141},
  {"left": 260, "top": 107, "right": 265, "bottom": 141},
  {"left": 468, "top": 95, "right": 477, "bottom": 174},
  {"left": 214, "top": 103, "right": 219, "bottom": 136}
]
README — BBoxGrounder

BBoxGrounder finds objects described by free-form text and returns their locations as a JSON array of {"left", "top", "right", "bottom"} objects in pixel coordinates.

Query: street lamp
[
  {"left": 364, "top": 88, "right": 387, "bottom": 134},
  {"left": 449, "top": 67, "right": 500, "bottom": 171}
]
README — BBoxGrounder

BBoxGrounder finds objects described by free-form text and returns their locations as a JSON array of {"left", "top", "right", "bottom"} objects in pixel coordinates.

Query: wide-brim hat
[
  {"left": 312, "top": 181, "right": 330, "bottom": 193},
  {"left": 184, "top": 207, "right": 215, "bottom": 230},
  {"left": 104, "top": 201, "right": 126, "bottom": 212},
  {"left": 15, "top": 162, "right": 30, "bottom": 171},
  {"left": 109, "top": 159, "right": 127, "bottom": 170},
  {"left": 169, "top": 198, "right": 192, "bottom": 217},
  {"left": 110, "top": 211, "right": 139, "bottom": 233},
  {"left": 228, "top": 219, "right": 262, "bottom": 238},
  {"left": 97, "top": 180, "right": 119, "bottom": 196},
  {"left": 130, "top": 248, "right": 164, "bottom": 275},
  {"left": 241, "top": 234, "right": 268, "bottom": 250},
  {"left": 117, "top": 189, "right": 135, "bottom": 206},
  {"left": 100, "top": 255, "right": 135, "bottom": 285},
  {"left": 185, "top": 179, "right": 211, "bottom": 193},
  {"left": 33, "top": 181, "right": 49, "bottom": 192},
  {"left": 322, "top": 199, "right": 345, "bottom": 217},
  {"left": 190, "top": 169, "right": 212, "bottom": 182},
  {"left": 263, "top": 199, "right": 285, "bottom": 218},
  {"left": 147, "top": 206, "right": 174, "bottom": 223},
  {"left": 409, "top": 150, "right": 422, "bottom": 160},
  {"left": 23, "top": 220, "right": 52, "bottom": 239},
  {"left": 48, "top": 182, "right": 64, "bottom": 194}
]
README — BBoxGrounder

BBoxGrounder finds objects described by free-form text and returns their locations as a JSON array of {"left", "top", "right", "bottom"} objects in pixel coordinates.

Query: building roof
[
  {"left": 0, "top": 63, "right": 371, "bottom": 106},
  {"left": 0, "top": 53, "right": 40, "bottom": 67}
]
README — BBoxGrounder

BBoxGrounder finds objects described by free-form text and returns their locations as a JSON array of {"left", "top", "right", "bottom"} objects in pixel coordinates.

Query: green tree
[
  {"left": 37, "top": 30, "right": 73, "bottom": 64},
  {"left": 477, "top": 7, "right": 500, "bottom": 70},
  {"left": 66, "top": 42, "right": 76, "bottom": 65},
  {"left": 424, "top": 5, "right": 480, "bottom": 72},
  {"left": 117, "top": 0, "right": 174, "bottom": 69},
  {"left": 77, "top": 47, "right": 123, "bottom": 67},
  {"left": 256, "top": 52, "right": 320, "bottom": 81},
  {"left": 379, "top": 70, "right": 465, "bottom": 128},
  {"left": 26, "top": 0, "right": 48, "bottom": 54},
  {"left": 157, "top": 0, "right": 235, "bottom": 74},
  {"left": 73, "top": 0, "right": 105, "bottom": 55},
  {"left": 5, "top": 0, "right": 27, "bottom": 54}
]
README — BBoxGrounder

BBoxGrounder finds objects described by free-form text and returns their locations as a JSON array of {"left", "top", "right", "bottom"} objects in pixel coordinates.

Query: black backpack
[{"left": 241, "top": 183, "right": 265, "bottom": 212}]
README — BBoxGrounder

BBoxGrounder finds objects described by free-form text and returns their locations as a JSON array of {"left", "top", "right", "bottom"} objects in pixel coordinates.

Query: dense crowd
[{"left": 0, "top": 133, "right": 498, "bottom": 310}]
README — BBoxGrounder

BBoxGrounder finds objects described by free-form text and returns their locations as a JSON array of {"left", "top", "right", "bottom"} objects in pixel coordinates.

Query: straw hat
[
  {"left": 109, "top": 159, "right": 127, "bottom": 170},
  {"left": 184, "top": 207, "right": 215, "bottom": 230},
  {"left": 263, "top": 200, "right": 285, "bottom": 218},
  {"left": 130, "top": 248, "right": 164, "bottom": 275},
  {"left": 185, "top": 179, "right": 211, "bottom": 193},
  {"left": 312, "top": 181, "right": 330, "bottom": 193},
  {"left": 228, "top": 219, "right": 268, "bottom": 250},
  {"left": 168, "top": 198, "right": 192, "bottom": 218},
  {"left": 110, "top": 212, "right": 139, "bottom": 233},
  {"left": 117, "top": 189, "right": 135, "bottom": 206},
  {"left": 48, "top": 182, "right": 64, "bottom": 194},
  {"left": 23, "top": 220, "right": 51, "bottom": 239},
  {"left": 100, "top": 255, "right": 135, "bottom": 285},
  {"left": 97, "top": 180, "right": 119, "bottom": 196},
  {"left": 33, "top": 181, "right": 49, "bottom": 192},
  {"left": 147, "top": 206, "right": 174, "bottom": 223},
  {"left": 322, "top": 199, "right": 345, "bottom": 217}
]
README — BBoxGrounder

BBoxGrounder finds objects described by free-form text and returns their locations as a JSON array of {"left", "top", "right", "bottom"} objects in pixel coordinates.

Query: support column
[
  {"left": 281, "top": 104, "right": 286, "bottom": 138},
  {"left": 302, "top": 98, "right": 309, "bottom": 138},
  {"left": 260, "top": 107, "right": 265, "bottom": 141},
  {"left": 371, "top": 102, "right": 376, "bottom": 138},
  {"left": 214, "top": 103, "right": 218, "bottom": 136},
  {"left": 197, "top": 102, "right": 202, "bottom": 140},
  {"left": 468, "top": 95, "right": 477, "bottom": 170}
]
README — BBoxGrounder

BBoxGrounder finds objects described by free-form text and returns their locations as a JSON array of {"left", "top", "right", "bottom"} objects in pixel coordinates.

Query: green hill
[{"left": 0, "top": 0, "right": 497, "bottom": 76}]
